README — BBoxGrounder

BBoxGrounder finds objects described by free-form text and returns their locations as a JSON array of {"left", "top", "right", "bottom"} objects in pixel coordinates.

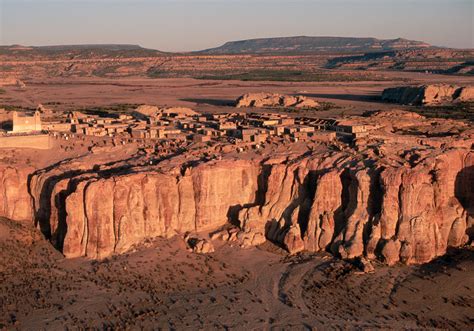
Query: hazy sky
[{"left": 1, "top": 0, "right": 472, "bottom": 51}]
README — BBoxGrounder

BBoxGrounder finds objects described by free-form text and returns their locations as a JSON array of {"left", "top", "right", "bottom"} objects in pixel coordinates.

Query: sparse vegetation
[
  {"left": 0, "top": 104, "right": 33, "bottom": 112},
  {"left": 81, "top": 104, "right": 141, "bottom": 117},
  {"left": 409, "top": 102, "right": 474, "bottom": 122},
  {"left": 196, "top": 69, "right": 390, "bottom": 82}
]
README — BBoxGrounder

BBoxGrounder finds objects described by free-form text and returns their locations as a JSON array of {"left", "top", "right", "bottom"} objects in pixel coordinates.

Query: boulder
[{"left": 185, "top": 234, "right": 215, "bottom": 254}]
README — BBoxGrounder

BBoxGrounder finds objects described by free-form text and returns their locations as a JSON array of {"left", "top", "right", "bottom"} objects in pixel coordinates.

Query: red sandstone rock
[
  {"left": 236, "top": 93, "right": 320, "bottom": 108},
  {"left": 0, "top": 165, "right": 34, "bottom": 222},
  {"left": 1, "top": 140, "right": 472, "bottom": 265}
]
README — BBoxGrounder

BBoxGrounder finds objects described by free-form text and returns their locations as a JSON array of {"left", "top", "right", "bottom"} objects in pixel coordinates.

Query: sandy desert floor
[
  {"left": 2, "top": 70, "right": 473, "bottom": 118},
  {"left": 1, "top": 217, "right": 473, "bottom": 330}
]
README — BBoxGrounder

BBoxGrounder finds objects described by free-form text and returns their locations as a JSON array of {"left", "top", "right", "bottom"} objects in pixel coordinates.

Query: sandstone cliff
[
  {"left": 238, "top": 149, "right": 473, "bottom": 264},
  {"left": 0, "top": 165, "right": 34, "bottom": 221},
  {"left": 1, "top": 145, "right": 472, "bottom": 264},
  {"left": 26, "top": 159, "right": 259, "bottom": 258}
]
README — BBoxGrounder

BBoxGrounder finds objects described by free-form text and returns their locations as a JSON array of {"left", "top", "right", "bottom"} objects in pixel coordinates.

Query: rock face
[
  {"left": 0, "top": 165, "right": 34, "bottom": 222},
  {"left": 236, "top": 93, "right": 319, "bottom": 108},
  {"left": 238, "top": 149, "right": 474, "bottom": 265},
  {"left": 1, "top": 147, "right": 473, "bottom": 265},
  {"left": 27, "top": 159, "right": 259, "bottom": 259},
  {"left": 381, "top": 85, "right": 474, "bottom": 105}
]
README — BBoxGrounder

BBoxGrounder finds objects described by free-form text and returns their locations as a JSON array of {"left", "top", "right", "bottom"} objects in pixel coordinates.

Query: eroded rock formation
[
  {"left": 236, "top": 93, "right": 319, "bottom": 108},
  {"left": 382, "top": 85, "right": 474, "bottom": 105}
]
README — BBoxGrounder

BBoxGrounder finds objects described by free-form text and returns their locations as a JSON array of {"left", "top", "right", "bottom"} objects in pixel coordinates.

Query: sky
[{"left": 1, "top": 0, "right": 472, "bottom": 51}]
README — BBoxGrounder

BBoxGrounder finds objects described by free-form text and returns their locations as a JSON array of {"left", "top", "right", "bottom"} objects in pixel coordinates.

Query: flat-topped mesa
[
  {"left": 1, "top": 111, "right": 473, "bottom": 264},
  {"left": 236, "top": 93, "right": 320, "bottom": 109},
  {"left": 381, "top": 84, "right": 474, "bottom": 105}
]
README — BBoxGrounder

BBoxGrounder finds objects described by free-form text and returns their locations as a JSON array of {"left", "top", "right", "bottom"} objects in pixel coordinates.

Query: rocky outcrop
[
  {"left": 381, "top": 85, "right": 474, "bottom": 105},
  {"left": 134, "top": 105, "right": 198, "bottom": 120},
  {"left": 236, "top": 93, "right": 319, "bottom": 108},
  {"left": 0, "top": 165, "right": 34, "bottom": 222},
  {"left": 457, "top": 86, "right": 474, "bottom": 102},
  {"left": 185, "top": 234, "right": 215, "bottom": 254},
  {"left": 1, "top": 146, "right": 473, "bottom": 265}
]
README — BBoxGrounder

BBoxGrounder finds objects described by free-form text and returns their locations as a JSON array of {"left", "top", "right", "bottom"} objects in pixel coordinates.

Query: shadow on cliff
[{"left": 455, "top": 165, "right": 474, "bottom": 240}]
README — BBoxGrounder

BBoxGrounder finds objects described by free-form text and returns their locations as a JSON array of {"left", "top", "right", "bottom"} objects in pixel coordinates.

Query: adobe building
[{"left": 12, "top": 110, "right": 42, "bottom": 133}]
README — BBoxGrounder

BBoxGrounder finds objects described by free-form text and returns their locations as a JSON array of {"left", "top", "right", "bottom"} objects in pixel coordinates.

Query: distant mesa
[
  {"left": 236, "top": 93, "right": 320, "bottom": 109},
  {"left": 1, "top": 36, "right": 432, "bottom": 57},
  {"left": 2, "top": 44, "right": 148, "bottom": 52},
  {"left": 198, "top": 36, "right": 432, "bottom": 54},
  {"left": 33, "top": 44, "right": 147, "bottom": 51},
  {"left": 0, "top": 44, "right": 166, "bottom": 59},
  {"left": 382, "top": 84, "right": 474, "bottom": 105}
]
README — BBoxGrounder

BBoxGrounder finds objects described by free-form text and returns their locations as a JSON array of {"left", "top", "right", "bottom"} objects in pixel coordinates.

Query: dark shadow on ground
[
  {"left": 300, "top": 93, "right": 381, "bottom": 103},
  {"left": 180, "top": 98, "right": 236, "bottom": 107},
  {"left": 415, "top": 247, "right": 474, "bottom": 276}
]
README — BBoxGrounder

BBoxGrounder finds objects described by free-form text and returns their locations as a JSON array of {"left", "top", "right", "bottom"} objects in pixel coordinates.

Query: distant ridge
[
  {"left": 0, "top": 44, "right": 167, "bottom": 58},
  {"left": 32, "top": 44, "right": 148, "bottom": 51},
  {"left": 197, "top": 36, "right": 432, "bottom": 54},
  {"left": 2, "top": 44, "right": 153, "bottom": 51}
]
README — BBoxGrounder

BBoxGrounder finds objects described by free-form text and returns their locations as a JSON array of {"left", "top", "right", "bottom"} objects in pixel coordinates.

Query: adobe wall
[
  {"left": 12, "top": 111, "right": 42, "bottom": 133},
  {"left": 0, "top": 134, "right": 52, "bottom": 150}
]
